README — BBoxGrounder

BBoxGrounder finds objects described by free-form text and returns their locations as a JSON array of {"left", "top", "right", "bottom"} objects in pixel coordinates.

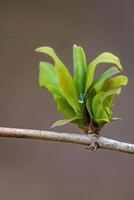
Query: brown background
[{"left": 0, "top": 0, "right": 134, "bottom": 199}]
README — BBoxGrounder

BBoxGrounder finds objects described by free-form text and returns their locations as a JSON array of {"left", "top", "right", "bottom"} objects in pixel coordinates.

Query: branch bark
[{"left": 0, "top": 126, "right": 133, "bottom": 154}]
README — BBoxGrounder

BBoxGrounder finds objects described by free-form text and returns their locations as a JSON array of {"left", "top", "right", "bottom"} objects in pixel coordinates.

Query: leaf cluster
[{"left": 36, "top": 45, "right": 128, "bottom": 133}]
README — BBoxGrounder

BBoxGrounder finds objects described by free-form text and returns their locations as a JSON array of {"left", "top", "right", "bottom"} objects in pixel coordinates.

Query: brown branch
[{"left": 0, "top": 127, "right": 134, "bottom": 154}]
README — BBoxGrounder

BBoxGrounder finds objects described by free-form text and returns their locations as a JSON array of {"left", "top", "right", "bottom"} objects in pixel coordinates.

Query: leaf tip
[
  {"left": 35, "top": 47, "right": 42, "bottom": 52},
  {"left": 73, "top": 44, "right": 78, "bottom": 48},
  {"left": 51, "top": 123, "right": 55, "bottom": 128}
]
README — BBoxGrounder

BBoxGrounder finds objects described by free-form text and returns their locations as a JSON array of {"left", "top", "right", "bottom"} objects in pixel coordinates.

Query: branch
[{"left": 0, "top": 127, "right": 133, "bottom": 154}]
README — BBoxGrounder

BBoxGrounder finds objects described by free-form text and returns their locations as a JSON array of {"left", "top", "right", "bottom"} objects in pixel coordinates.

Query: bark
[{"left": 0, "top": 127, "right": 133, "bottom": 154}]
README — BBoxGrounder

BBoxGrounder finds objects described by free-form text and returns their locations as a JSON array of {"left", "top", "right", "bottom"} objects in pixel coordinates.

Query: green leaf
[
  {"left": 36, "top": 45, "right": 128, "bottom": 130},
  {"left": 53, "top": 95, "right": 76, "bottom": 118},
  {"left": 73, "top": 44, "right": 87, "bottom": 96},
  {"left": 86, "top": 96, "right": 94, "bottom": 118},
  {"left": 102, "top": 75, "right": 128, "bottom": 119},
  {"left": 51, "top": 115, "right": 82, "bottom": 128},
  {"left": 36, "top": 46, "right": 64, "bottom": 67},
  {"left": 39, "top": 62, "right": 76, "bottom": 118},
  {"left": 103, "top": 88, "right": 122, "bottom": 119},
  {"left": 39, "top": 61, "right": 60, "bottom": 95},
  {"left": 46, "top": 85, "right": 61, "bottom": 96},
  {"left": 86, "top": 67, "right": 120, "bottom": 119},
  {"left": 36, "top": 46, "right": 80, "bottom": 113},
  {"left": 85, "top": 52, "right": 122, "bottom": 94},
  {"left": 102, "top": 75, "right": 128, "bottom": 91},
  {"left": 103, "top": 95, "right": 115, "bottom": 117},
  {"left": 89, "top": 66, "right": 120, "bottom": 93},
  {"left": 92, "top": 88, "right": 121, "bottom": 125},
  {"left": 56, "top": 62, "right": 80, "bottom": 113},
  {"left": 101, "top": 75, "right": 128, "bottom": 114}
]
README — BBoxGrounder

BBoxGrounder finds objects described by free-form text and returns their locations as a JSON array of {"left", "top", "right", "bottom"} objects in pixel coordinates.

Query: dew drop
[{"left": 78, "top": 93, "right": 84, "bottom": 104}]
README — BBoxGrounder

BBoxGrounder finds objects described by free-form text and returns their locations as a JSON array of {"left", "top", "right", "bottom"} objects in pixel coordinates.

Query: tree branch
[{"left": 0, "top": 126, "right": 133, "bottom": 154}]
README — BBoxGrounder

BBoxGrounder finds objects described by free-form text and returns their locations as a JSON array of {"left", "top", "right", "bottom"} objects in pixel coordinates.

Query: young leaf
[
  {"left": 36, "top": 46, "right": 63, "bottom": 67},
  {"left": 36, "top": 46, "right": 80, "bottom": 113},
  {"left": 56, "top": 63, "right": 80, "bottom": 113},
  {"left": 86, "top": 96, "right": 94, "bottom": 118},
  {"left": 92, "top": 88, "right": 121, "bottom": 125},
  {"left": 85, "top": 52, "right": 122, "bottom": 94},
  {"left": 73, "top": 44, "right": 87, "bottom": 96},
  {"left": 103, "top": 95, "right": 115, "bottom": 117},
  {"left": 103, "top": 88, "right": 122, "bottom": 118},
  {"left": 53, "top": 95, "right": 76, "bottom": 118},
  {"left": 101, "top": 75, "right": 127, "bottom": 120},
  {"left": 46, "top": 85, "right": 61, "bottom": 96},
  {"left": 39, "top": 62, "right": 76, "bottom": 118},
  {"left": 86, "top": 67, "right": 119, "bottom": 120},
  {"left": 51, "top": 115, "right": 82, "bottom": 128},
  {"left": 36, "top": 45, "right": 128, "bottom": 131},
  {"left": 39, "top": 61, "right": 60, "bottom": 95},
  {"left": 89, "top": 66, "right": 120, "bottom": 93},
  {"left": 102, "top": 75, "right": 128, "bottom": 91}
]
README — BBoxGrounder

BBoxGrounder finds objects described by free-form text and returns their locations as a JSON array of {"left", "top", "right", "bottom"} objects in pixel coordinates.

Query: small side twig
[{"left": 0, "top": 127, "right": 133, "bottom": 154}]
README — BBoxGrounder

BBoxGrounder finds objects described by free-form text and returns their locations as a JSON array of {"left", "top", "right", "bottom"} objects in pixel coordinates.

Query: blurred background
[{"left": 0, "top": 0, "right": 134, "bottom": 199}]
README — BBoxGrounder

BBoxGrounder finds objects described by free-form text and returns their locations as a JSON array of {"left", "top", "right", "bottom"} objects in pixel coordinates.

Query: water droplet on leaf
[{"left": 78, "top": 93, "right": 84, "bottom": 104}]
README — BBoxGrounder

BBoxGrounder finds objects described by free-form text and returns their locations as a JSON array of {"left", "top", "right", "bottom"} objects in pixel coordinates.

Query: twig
[{"left": 0, "top": 127, "right": 133, "bottom": 154}]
